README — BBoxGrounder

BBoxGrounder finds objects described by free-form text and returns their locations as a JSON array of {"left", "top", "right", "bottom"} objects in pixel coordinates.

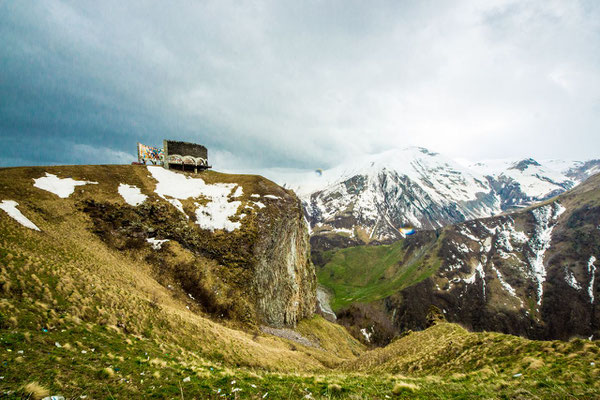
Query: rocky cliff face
[
  {"left": 252, "top": 195, "right": 316, "bottom": 326},
  {"left": 0, "top": 165, "right": 316, "bottom": 327}
]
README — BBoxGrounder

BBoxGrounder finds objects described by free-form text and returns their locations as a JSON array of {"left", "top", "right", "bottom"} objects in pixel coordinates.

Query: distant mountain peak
[
  {"left": 414, "top": 146, "right": 439, "bottom": 156},
  {"left": 510, "top": 158, "right": 541, "bottom": 171}
]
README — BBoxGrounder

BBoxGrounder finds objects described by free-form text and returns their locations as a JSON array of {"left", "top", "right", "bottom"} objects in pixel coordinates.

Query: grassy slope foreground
[{"left": 0, "top": 165, "right": 599, "bottom": 398}]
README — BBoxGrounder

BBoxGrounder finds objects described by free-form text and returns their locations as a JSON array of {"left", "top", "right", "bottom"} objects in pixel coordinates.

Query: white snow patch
[
  {"left": 231, "top": 186, "right": 243, "bottom": 198},
  {"left": 482, "top": 237, "right": 493, "bottom": 253},
  {"left": 446, "top": 262, "right": 463, "bottom": 272},
  {"left": 527, "top": 202, "right": 564, "bottom": 305},
  {"left": 458, "top": 226, "right": 481, "bottom": 243},
  {"left": 0, "top": 200, "right": 40, "bottom": 231},
  {"left": 254, "top": 201, "right": 266, "bottom": 209},
  {"left": 33, "top": 173, "right": 97, "bottom": 198},
  {"left": 464, "top": 263, "right": 485, "bottom": 296},
  {"left": 588, "top": 256, "right": 597, "bottom": 303},
  {"left": 118, "top": 183, "right": 147, "bottom": 206},
  {"left": 492, "top": 265, "right": 518, "bottom": 298},
  {"left": 263, "top": 194, "right": 281, "bottom": 200},
  {"left": 146, "top": 238, "right": 169, "bottom": 250},
  {"left": 195, "top": 200, "right": 243, "bottom": 232},
  {"left": 360, "top": 327, "right": 373, "bottom": 343},
  {"left": 564, "top": 268, "right": 582, "bottom": 290},
  {"left": 167, "top": 198, "right": 185, "bottom": 214},
  {"left": 454, "top": 242, "right": 471, "bottom": 254},
  {"left": 147, "top": 166, "right": 243, "bottom": 232},
  {"left": 331, "top": 227, "right": 354, "bottom": 236},
  {"left": 250, "top": 194, "right": 261, "bottom": 198}
]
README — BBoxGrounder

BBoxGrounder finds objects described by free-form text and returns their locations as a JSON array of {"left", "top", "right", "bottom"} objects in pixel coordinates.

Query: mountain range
[
  {"left": 272, "top": 147, "right": 600, "bottom": 244},
  {"left": 316, "top": 171, "right": 600, "bottom": 344}
]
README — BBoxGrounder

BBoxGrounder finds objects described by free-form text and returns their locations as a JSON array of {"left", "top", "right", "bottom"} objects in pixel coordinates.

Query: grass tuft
[
  {"left": 328, "top": 383, "right": 343, "bottom": 393},
  {"left": 392, "top": 381, "right": 420, "bottom": 395},
  {"left": 21, "top": 382, "right": 50, "bottom": 400}
]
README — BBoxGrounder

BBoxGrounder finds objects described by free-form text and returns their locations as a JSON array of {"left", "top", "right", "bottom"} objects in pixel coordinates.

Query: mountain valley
[{"left": 1, "top": 163, "right": 599, "bottom": 399}]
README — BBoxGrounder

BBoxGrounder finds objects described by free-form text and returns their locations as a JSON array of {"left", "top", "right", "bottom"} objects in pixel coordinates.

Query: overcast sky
[{"left": 1, "top": 0, "right": 599, "bottom": 170}]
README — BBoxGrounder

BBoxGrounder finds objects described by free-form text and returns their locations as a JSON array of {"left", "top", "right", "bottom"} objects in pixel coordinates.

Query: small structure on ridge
[{"left": 136, "top": 140, "right": 212, "bottom": 173}]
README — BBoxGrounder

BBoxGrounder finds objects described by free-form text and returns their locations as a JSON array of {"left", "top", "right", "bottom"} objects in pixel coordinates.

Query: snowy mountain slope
[
  {"left": 489, "top": 158, "right": 575, "bottom": 210},
  {"left": 287, "top": 148, "right": 599, "bottom": 243},
  {"left": 301, "top": 147, "right": 501, "bottom": 242}
]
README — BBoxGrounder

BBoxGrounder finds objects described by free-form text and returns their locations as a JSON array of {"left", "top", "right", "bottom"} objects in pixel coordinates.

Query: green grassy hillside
[{"left": 317, "top": 232, "right": 441, "bottom": 311}]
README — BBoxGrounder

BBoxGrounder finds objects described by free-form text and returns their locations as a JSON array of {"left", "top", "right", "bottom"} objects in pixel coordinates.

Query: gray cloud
[{"left": 1, "top": 0, "right": 599, "bottom": 170}]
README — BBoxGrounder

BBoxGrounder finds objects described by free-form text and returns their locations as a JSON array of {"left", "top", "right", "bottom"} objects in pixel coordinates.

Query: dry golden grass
[
  {"left": 0, "top": 164, "right": 362, "bottom": 375},
  {"left": 21, "top": 382, "right": 50, "bottom": 400}
]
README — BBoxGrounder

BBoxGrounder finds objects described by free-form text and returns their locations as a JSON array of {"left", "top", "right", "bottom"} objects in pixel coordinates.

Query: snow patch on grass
[
  {"left": 195, "top": 200, "right": 243, "bottom": 232},
  {"left": 0, "top": 200, "right": 40, "bottom": 231},
  {"left": 147, "top": 166, "right": 244, "bottom": 232},
  {"left": 118, "top": 183, "right": 147, "bottom": 206},
  {"left": 33, "top": 173, "right": 97, "bottom": 198},
  {"left": 146, "top": 238, "right": 169, "bottom": 250}
]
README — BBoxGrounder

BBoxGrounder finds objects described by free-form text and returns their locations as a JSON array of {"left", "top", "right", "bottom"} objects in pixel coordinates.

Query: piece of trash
[
  {"left": 55, "top": 342, "right": 62, "bottom": 348},
  {"left": 263, "top": 393, "right": 268, "bottom": 398},
  {"left": 513, "top": 373, "right": 522, "bottom": 378},
  {"left": 591, "top": 362, "right": 596, "bottom": 366},
  {"left": 42, "top": 329, "right": 48, "bottom": 333},
  {"left": 42, "top": 396, "right": 65, "bottom": 400},
  {"left": 183, "top": 377, "right": 191, "bottom": 382}
]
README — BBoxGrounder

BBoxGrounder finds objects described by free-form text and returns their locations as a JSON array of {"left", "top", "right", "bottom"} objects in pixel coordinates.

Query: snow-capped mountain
[
  {"left": 471, "top": 158, "right": 600, "bottom": 211},
  {"left": 487, "top": 158, "right": 575, "bottom": 210},
  {"left": 301, "top": 147, "right": 502, "bottom": 242},
  {"left": 273, "top": 147, "right": 599, "bottom": 243}
]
